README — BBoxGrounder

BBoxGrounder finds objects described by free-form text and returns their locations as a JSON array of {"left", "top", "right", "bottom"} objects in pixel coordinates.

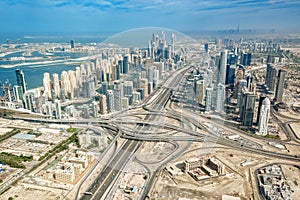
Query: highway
[
  {"left": 4, "top": 64, "right": 300, "bottom": 200},
  {"left": 79, "top": 66, "right": 191, "bottom": 200}
]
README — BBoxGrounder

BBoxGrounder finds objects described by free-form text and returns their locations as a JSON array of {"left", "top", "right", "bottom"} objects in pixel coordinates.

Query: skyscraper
[
  {"left": 216, "top": 83, "right": 225, "bottom": 112},
  {"left": 257, "top": 98, "right": 270, "bottom": 136},
  {"left": 240, "top": 92, "right": 256, "bottom": 127},
  {"left": 205, "top": 85, "right": 213, "bottom": 112},
  {"left": 240, "top": 52, "right": 252, "bottom": 66},
  {"left": 217, "top": 50, "right": 227, "bottom": 85},
  {"left": 123, "top": 54, "right": 130, "bottom": 74},
  {"left": 196, "top": 80, "right": 205, "bottom": 105},
  {"left": 236, "top": 79, "right": 247, "bottom": 111},
  {"left": 204, "top": 43, "right": 209, "bottom": 53},
  {"left": 265, "top": 64, "right": 277, "bottom": 92},
  {"left": 61, "top": 71, "right": 71, "bottom": 96},
  {"left": 55, "top": 100, "right": 62, "bottom": 119},
  {"left": 15, "top": 69, "right": 27, "bottom": 94},
  {"left": 256, "top": 95, "right": 266, "bottom": 125},
  {"left": 106, "top": 90, "right": 114, "bottom": 113},
  {"left": 233, "top": 69, "right": 244, "bottom": 98},
  {"left": 99, "top": 94, "right": 107, "bottom": 115},
  {"left": 274, "top": 69, "right": 286, "bottom": 103},
  {"left": 52, "top": 73, "right": 60, "bottom": 98},
  {"left": 171, "top": 33, "right": 176, "bottom": 58},
  {"left": 113, "top": 88, "right": 122, "bottom": 111},
  {"left": 13, "top": 85, "right": 23, "bottom": 101},
  {"left": 123, "top": 81, "right": 133, "bottom": 98},
  {"left": 226, "top": 64, "right": 236, "bottom": 85},
  {"left": 70, "top": 40, "right": 75, "bottom": 48},
  {"left": 43, "top": 72, "right": 51, "bottom": 99},
  {"left": 92, "top": 101, "right": 98, "bottom": 118}
]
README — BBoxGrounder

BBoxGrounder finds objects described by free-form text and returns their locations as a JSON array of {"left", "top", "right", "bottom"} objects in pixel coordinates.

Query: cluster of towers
[
  {"left": 0, "top": 69, "right": 27, "bottom": 108},
  {"left": 148, "top": 31, "right": 176, "bottom": 62},
  {"left": 97, "top": 32, "right": 181, "bottom": 116},
  {"left": 190, "top": 46, "right": 284, "bottom": 136},
  {"left": 0, "top": 32, "right": 182, "bottom": 119},
  {"left": 265, "top": 62, "right": 287, "bottom": 103}
]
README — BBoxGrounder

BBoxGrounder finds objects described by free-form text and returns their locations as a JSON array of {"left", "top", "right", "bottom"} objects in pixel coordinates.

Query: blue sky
[{"left": 1, "top": 0, "right": 299, "bottom": 33}]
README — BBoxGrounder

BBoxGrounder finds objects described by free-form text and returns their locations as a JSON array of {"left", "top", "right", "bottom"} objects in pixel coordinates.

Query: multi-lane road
[
  {"left": 79, "top": 66, "right": 191, "bottom": 199},
  {"left": 4, "top": 65, "right": 300, "bottom": 200}
]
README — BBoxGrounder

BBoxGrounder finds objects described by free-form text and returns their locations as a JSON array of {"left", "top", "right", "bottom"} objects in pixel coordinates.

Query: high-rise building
[
  {"left": 15, "top": 69, "right": 27, "bottom": 94},
  {"left": 70, "top": 40, "right": 75, "bottom": 48},
  {"left": 13, "top": 85, "right": 23, "bottom": 101},
  {"left": 122, "top": 97, "right": 129, "bottom": 110},
  {"left": 123, "top": 54, "right": 130, "bottom": 74},
  {"left": 113, "top": 88, "right": 122, "bottom": 111},
  {"left": 99, "top": 94, "right": 107, "bottom": 115},
  {"left": 153, "top": 69, "right": 160, "bottom": 84},
  {"left": 61, "top": 71, "right": 71, "bottom": 97},
  {"left": 43, "top": 72, "right": 51, "bottom": 99},
  {"left": 68, "top": 70, "right": 77, "bottom": 97},
  {"left": 240, "top": 92, "right": 256, "bottom": 127},
  {"left": 92, "top": 101, "right": 98, "bottom": 118},
  {"left": 137, "top": 88, "right": 145, "bottom": 100},
  {"left": 123, "top": 81, "right": 133, "bottom": 98},
  {"left": 115, "top": 65, "right": 121, "bottom": 80},
  {"left": 226, "top": 64, "right": 236, "bottom": 85},
  {"left": 217, "top": 50, "right": 227, "bottom": 85},
  {"left": 52, "top": 73, "right": 60, "bottom": 98},
  {"left": 216, "top": 83, "right": 225, "bottom": 112},
  {"left": 106, "top": 90, "right": 114, "bottom": 113},
  {"left": 274, "top": 69, "right": 286, "bottom": 103},
  {"left": 140, "top": 79, "right": 148, "bottom": 98},
  {"left": 132, "top": 91, "right": 141, "bottom": 103},
  {"left": 55, "top": 100, "right": 62, "bottom": 119},
  {"left": 196, "top": 80, "right": 205, "bottom": 105},
  {"left": 265, "top": 64, "right": 277, "bottom": 92},
  {"left": 101, "top": 82, "right": 108, "bottom": 95},
  {"left": 236, "top": 79, "right": 247, "bottom": 110},
  {"left": 240, "top": 52, "right": 252, "bottom": 66},
  {"left": 257, "top": 98, "right": 270, "bottom": 136},
  {"left": 233, "top": 69, "right": 244, "bottom": 98},
  {"left": 205, "top": 86, "right": 213, "bottom": 112},
  {"left": 204, "top": 43, "right": 209, "bottom": 53},
  {"left": 256, "top": 95, "right": 266, "bottom": 125},
  {"left": 171, "top": 33, "right": 176, "bottom": 58},
  {"left": 2, "top": 82, "right": 14, "bottom": 103}
]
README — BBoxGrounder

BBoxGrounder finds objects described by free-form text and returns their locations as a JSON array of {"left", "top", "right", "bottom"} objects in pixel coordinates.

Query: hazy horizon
[{"left": 1, "top": 0, "right": 299, "bottom": 34}]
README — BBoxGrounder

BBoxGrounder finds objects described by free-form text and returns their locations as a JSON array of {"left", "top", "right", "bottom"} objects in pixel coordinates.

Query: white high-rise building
[
  {"left": 205, "top": 86, "right": 213, "bottom": 112},
  {"left": 99, "top": 94, "right": 107, "bottom": 115},
  {"left": 55, "top": 100, "right": 62, "bottom": 119},
  {"left": 43, "top": 72, "right": 51, "bottom": 99},
  {"left": 123, "top": 81, "right": 133, "bottom": 98},
  {"left": 258, "top": 98, "right": 270, "bottom": 136},
  {"left": 52, "top": 73, "right": 60, "bottom": 98},
  {"left": 75, "top": 67, "right": 82, "bottom": 87},
  {"left": 61, "top": 71, "right": 71, "bottom": 96},
  {"left": 92, "top": 101, "right": 98, "bottom": 118},
  {"left": 140, "top": 78, "right": 148, "bottom": 98},
  {"left": 216, "top": 83, "right": 225, "bottom": 112},
  {"left": 68, "top": 70, "right": 77, "bottom": 93}
]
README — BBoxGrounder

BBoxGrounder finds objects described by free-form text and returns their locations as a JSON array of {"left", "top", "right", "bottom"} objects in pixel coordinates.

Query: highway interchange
[{"left": 3, "top": 64, "right": 300, "bottom": 200}]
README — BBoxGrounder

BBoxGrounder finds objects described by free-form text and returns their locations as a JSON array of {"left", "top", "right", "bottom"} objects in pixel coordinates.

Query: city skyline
[{"left": 0, "top": 0, "right": 300, "bottom": 33}]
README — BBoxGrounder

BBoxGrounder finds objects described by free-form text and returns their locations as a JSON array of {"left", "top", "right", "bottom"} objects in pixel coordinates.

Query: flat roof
[{"left": 12, "top": 133, "right": 35, "bottom": 140}]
